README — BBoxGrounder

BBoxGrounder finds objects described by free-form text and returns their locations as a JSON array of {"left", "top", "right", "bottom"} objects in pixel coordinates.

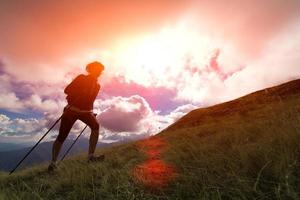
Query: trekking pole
[
  {"left": 9, "top": 116, "right": 62, "bottom": 175},
  {"left": 60, "top": 125, "right": 88, "bottom": 161}
]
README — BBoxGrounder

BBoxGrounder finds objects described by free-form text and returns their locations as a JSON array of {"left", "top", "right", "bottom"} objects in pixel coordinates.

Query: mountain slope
[
  {"left": 165, "top": 79, "right": 300, "bottom": 131},
  {"left": 0, "top": 79, "right": 300, "bottom": 200}
]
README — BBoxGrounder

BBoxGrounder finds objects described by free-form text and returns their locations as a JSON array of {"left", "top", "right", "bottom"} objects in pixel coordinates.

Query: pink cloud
[
  {"left": 101, "top": 76, "right": 179, "bottom": 112},
  {"left": 98, "top": 95, "right": 152, "bottom": 132}
]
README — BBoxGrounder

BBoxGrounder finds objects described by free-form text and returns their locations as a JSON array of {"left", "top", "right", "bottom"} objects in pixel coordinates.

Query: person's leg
[
  {"left": 79, "top": 113, "right": 100, "bottom": 159},
  {"left": 89, "top": 129, "right": 99, "bottom": 157},
  {"left": 51, "top": 110, "right": 77, "bottom": 163}
]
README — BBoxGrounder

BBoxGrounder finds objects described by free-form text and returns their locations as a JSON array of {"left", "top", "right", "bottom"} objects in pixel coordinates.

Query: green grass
[{"left": 1, "top": 79, "right": 300, "bottom": 199}]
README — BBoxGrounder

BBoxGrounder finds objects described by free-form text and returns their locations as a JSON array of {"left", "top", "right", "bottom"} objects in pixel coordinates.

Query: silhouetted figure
[{"left": 48, "top": 61, "right": 105, "bottom": 172}]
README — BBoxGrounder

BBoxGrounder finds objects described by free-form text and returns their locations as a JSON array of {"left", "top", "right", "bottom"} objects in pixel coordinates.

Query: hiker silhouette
[{"left": 48, "top": 61, "right": 105, "bottom": 172}]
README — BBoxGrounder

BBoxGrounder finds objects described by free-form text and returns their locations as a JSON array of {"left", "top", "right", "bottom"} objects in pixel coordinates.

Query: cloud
[
  {"left": 0, "top": 114, "right": 46, "bottom": 137},
  {"left": 24, "top": 94, "right": 65, "bottom": 114},
  {"left": 152, "top": 104, "right": 198, "bottom": 129},
  {"left": 0, "top": 90, "right": 65, "bottom": 114},
  {"left": 158, "top": 19, "right": 300, "bottom": 106},
  {"left": 0, "top": 74, "right": 23, "bottom": 112},
  {"left": 0, "top": 61, "right": 200, "bottom": 143},
  {"left": 166, "top": 104, "right": 198, "bottom": 122},
  {"left": 0, "top": 92, "right": 23, "bottom": 112},
  {"left": 0, "top": 67, "right": 66, "bottom": 113},
  {"left": 0, "top": 111, "right": 87, "bottom": 143},
  {"left": 221, "top": 20, "right": 300, "bottom": 100},
  {"left": 98, "top": 95, "right": 152, "bottom": 132},
  {"left": 101, "top": 76, "right": 179, "bottom": 113},
  {"left": 190, "top": 0, "right": 300, "bottom": 58},
  {"left": 94, "top": 99, "right": 198, "bottom": 142},
  {"left": 0, "top": 90, "right": 199, "bottom": 143}
]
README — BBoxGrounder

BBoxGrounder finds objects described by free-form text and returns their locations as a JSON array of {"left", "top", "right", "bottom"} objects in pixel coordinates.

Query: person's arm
[{"left": 64, "top": 75, "right": 84, "bottom": 95}]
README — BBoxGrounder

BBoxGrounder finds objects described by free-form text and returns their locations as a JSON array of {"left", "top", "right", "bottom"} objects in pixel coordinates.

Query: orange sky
[
  {"left": 1, "top": 0, "right": 299, "bottom": 62},
  {"left": 1, "top": 0, "right": 299, "bottom": 85},
  {"left": 1, "top": 0, "right": 300, "bottom": 143},
  {"left": 0, "top": 0, "right": 192, "bottom": 62}
]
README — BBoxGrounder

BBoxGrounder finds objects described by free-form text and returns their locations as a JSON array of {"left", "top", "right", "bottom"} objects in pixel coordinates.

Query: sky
[{"left": 1, "top": 0, "right": 300, "bottom": 144}]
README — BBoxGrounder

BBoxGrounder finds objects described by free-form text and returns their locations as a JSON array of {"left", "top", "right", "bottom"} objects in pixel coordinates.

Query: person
[{"left": 48, "top": 61, "right": 105, "bottom": 172}]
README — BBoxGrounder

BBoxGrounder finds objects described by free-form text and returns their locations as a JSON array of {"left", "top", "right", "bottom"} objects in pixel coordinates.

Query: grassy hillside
[
  {"left": 0, "top": 79, "right": 300, "bottom": 200},
  {"left": 0, "top": 138, "right": 117, "bottom": 172}
]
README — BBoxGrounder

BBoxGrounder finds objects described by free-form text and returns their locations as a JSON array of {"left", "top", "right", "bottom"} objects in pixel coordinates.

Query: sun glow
[{"left": 113, "top": 23, "right": 218, "bottom": 86}]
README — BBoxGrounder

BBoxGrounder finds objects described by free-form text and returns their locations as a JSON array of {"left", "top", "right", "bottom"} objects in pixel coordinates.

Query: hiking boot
[
  {"left": 88, "top": 154, "right": 105, "bottom": 163},
  {"left": 47, "top": 162, "right": 57, "bottom": 173}
]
